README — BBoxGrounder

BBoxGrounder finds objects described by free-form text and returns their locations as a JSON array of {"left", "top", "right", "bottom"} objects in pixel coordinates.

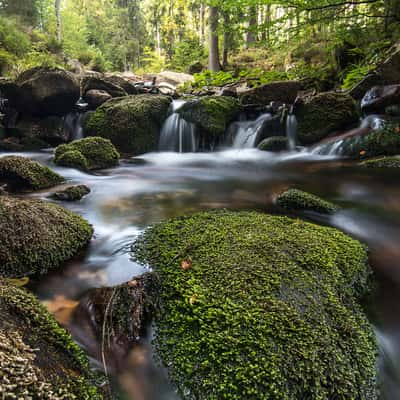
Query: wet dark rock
[
  {"left": 0, "top": 280, "right": 102, "bottom": 398},
  {"left": 0, "top": 196, "right": 93, "bottom": 277},
  {"left": 295, "top": 91, "right": 359, "bottom": 144},
  {"left": 0, "top": 136, "right": 48, "bottom": 151},
  {"left": 84, "top": 89, "right": 112, "bottom": 109},
  {"left": 258, "top": 136, "right": 288, "bottom": 152},
  {"left": 1, "top": 67, "right": 80, "bottom": 117},
  {"left": 360, "top": 156, "right": 400, "bottom": 168},
  {"left": 187, "top": 61, "right": 204, "bottom": 74},
  {"left": 84, "top": 94, "right": 171, "bottom": 154},
  {"left": 50, "top": 184, "right": 91, "bottom": 201},
  {"left": 82, "top": 75, "right": 128, "bottom": 99},
  {"left": 239, "top": 80, "right": 302, "bottom": 106},
  {"left": 0, "top": 155, "right": 63, "bottom": 192},
  {"left": 105, "top": 74, "right": 139, "bottom": 95},
  {"left": 276, "top": 188, "right": 339, "bottom": 214},
  {"left": 361, "top": 84, "right": 400, "bottom": 113}
]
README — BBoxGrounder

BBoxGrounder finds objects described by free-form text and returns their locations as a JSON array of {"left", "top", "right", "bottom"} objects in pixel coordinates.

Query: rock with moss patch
[
  {"left": 258, "top": 136, "right": 288, "bottom": 152},
  {"left": 0, "top": 196, "right": 93, "bottom": 277},
  {"left": 50, "top": 185, "right": 91, "bottom": 201},
  {"left": 177, "top": 96, "right": 240, "bottom": 136},
  {"left": 295, "top": 92, "right": 359, "bottom": 144},
  {"left": 133, "top": 210, "right": 377, "bottom": 400},
  {"left": 0, "top": 156, "right": 63, "bottom": 192},
  {"left": 277, "top": 188, "right": 339, "bottom": 214},
  {"left": 360, "top": 156, "right": 400, "bottom": 168},
  {"left": 0, "top": 280, "right": 102, "bottom": 399},
  {"left": 54, "top": 137, "right": 119, "bottom": 171},
  {"left": 84, "top": 95, "right": 171, "bottom": 154}
]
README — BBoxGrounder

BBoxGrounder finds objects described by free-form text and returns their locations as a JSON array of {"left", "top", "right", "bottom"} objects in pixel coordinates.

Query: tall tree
[
  {"left": 55, "top": 0, "right": 62, "bottom": 42},
  {"left": 208, "top": 5, "right": 220, "bottom": 71}
]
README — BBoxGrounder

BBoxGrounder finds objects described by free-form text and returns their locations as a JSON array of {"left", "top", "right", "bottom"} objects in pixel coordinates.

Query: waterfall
[
  {"left": 159, "top": 100, "right": 197, "bottom": 153},
  {"left": 232, "top": 113, "right": 272, "bottom": 148},
  {"left": 64, "top": 112, "right": 85, "bottom": 141},
  {"left": 286, "top": 114, "right": 298, "bottom": 151}
]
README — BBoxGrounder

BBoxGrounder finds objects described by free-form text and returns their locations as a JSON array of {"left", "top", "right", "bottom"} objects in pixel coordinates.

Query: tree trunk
[
  {"left": 200, "top": 2, "right": 206, "bottom": 46},
  {"left": 222, "top": 12, "right": 231, "bottom": 69},
  {"left": 55, "top": 0, "right": 62, "bottom": 42},
  {"left": 208, "top": 6, "right": 220, "bottom": 72},
  {"left": 385, "top": 0, "right": 400, "bottom": 33},
  {"left": 245, "top": 6, "right": 258, "bottom": 48}
]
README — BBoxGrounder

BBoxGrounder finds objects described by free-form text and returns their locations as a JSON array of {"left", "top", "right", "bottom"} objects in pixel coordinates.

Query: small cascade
[
  {"left": 232, "top": 113, "right": 272, "bottom": 148},
  {"left": 64, "top": 112, "right": 85, "bottom": 141},
  {"left": 159, "top": 100, "right": 197, "bottom": 153},
  {"left": 285, "top": 113, "right": 298, "bottom": 151}
]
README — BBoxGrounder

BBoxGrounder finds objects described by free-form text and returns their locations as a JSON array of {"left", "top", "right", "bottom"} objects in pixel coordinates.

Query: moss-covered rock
[
  {"left": 258, "top": 136, "right": 288, "bottom": 152},
  {"left": 0, "top": 280, "right": 102, "bottom": 399},
  {"left": 54, "top": 137, "right": 119, "bottom": 171},
  {"left": 360, "top": 156, "right": 400, "bottom": 168},
  {"left": 177, "top": 96, "right": 240, "bottom": 135},
  {"left": 133, "top": 210, "right": 377, "bottom": 400},
  {"left": 84, "top": 94, "right": 171, "bottom": 154},
  {"left": 0, "top": 196, "right": 93, "bottom": 277},
  {"left": 0, "top": 156, "right": 63, "bottom": 192},
  {"left": 276, "top": 188, "right": 339, "bottom": 214},
  {"left": 50, "top": 185, "right": 91, "bottom": 201},
  {"left": 295, "top": 92, "right": 359, "bottom": 144}
]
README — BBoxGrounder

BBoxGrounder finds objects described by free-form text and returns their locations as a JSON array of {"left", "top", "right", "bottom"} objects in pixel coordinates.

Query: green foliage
[
  {"left": 170, "top": 36, "right": 205, "bottom": 72},
  {"left": 133, "top": 210, "right": 377, "bottom": 400},
  {"left": 341, "top": 64, "right": 375, "bottom": 90},
  {"left": 276, "top": 188, "right": 339, "bottom": 214}
]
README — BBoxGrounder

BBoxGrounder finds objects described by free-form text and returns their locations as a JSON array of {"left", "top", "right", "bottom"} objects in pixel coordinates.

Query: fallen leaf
[
  {"left": 189, "top": 295, "right": 196, "bottom": 305},
  {"left": 181, "top": 259, "right": 192, "bottom": 271},
  {"left": 359, "top": 150, "right": 366, "bottom": 156}
]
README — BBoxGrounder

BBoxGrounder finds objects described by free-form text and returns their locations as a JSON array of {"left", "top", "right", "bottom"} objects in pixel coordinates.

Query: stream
[{"left": 1, "top": 147, "right": 400, "bottom": 399}]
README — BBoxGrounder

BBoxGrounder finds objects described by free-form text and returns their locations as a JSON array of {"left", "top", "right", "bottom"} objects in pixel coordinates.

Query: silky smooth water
[{"left": 1, "top": 148, "right": 400, "bottom": 399}]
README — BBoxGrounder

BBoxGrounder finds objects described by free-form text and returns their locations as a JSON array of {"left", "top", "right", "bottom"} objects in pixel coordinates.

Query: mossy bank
[
  {"left": 0, "top": 196, "right": 93, "bottom": 277},
  {"left": 133, "top": 210, "right": 377, "bottom": 400}
]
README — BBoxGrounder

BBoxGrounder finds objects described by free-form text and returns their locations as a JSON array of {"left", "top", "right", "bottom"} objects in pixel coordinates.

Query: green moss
[
  {"left": 50, "top": 184, "right": 91, "bottom": 201},
  {"left": 295, "top": 92, "right": 359, "bottom": 144},
  {"left": 0, "top": 196, "right": 93, "bottom": 277},
  {"left": 258, "top": 136, "right": 288, "bottom": 152},
  {"left": 0, "top": 155, "right": 63, "bottom": 192},
  {"left": 361, "top": 156, "right": 400, "bottom": 168},
  {"left": 277, "top": 188, "right": 339, "bottom": 214},
  {"left": 54, "top": 137, "right": 119, "bottom": 171},
  {"left": 177, "top": 96, "right": 240, "bottom": 135},
  {"left": 55, "top": 150, "right": 90, "bottom": 171},
  {"left": 0, "top": 280, "right": 102, "bottom": 399},
  {"left": 133, "top": 210, "right": 377, "bottom": 400},
  {"left": 338, "top": 123, "right": 400, "bottom": 159},
  {"left": 84, "top": 94, "right": 172, "bottom": 154}
]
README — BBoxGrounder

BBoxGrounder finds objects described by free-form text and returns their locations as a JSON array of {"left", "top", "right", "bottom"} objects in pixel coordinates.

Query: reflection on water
[{"left": 2, "top": 148, "right": 400, "bottom": 399}]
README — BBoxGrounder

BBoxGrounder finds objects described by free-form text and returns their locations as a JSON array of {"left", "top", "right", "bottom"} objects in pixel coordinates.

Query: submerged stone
[
  {"left": 50, "top": 184, "right": 91, "bottom": 201},
  {"left": 258, "top": 136, "right": 288, "bottom": 152},
  {"left": 54, "top": 137, "right": 120, "bottom": 171},
  {"left": 133, "top": 210, "right": 377, "bottom": 400},
  {"left": 0, "top": 155, "right": 63, "bottom": 192},
  {"left": 276, "top": 188, "right": 339, "bottom": 214},
  {"left": 0, "top": 280, "right": 101, "bottom": 399},
  {"left": 295, "top": 92, "right": 359, "bottom": 144},
  {"left": 360, "top": 156, "right": 400, "bottom": 168},
  {"left": 0, "top": 196, "right": 93, "bottom": 277},
  {"left": 84, "top": 94, "right": 171, "bottom": 154}
]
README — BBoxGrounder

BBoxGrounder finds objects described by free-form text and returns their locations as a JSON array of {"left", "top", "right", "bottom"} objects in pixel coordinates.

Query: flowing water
[
  {"left": 231, "top": 113, "right": 273, "bottom": 148},
  {"left": 1, "top": 118, "right": 400, "bottom": 398}
]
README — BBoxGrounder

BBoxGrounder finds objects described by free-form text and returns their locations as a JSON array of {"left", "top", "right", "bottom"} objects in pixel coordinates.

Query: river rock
[
  {"left": 0, "top": 196, "right": 93, "bottom": 277},
  {"left": 1, "top": 67, "right": 80, "bottom": 116},
  {"left": 84, "top": 94, "right": 171, "bottom": 154},
  {"left": 360, "top": 156, "right": 400, "bottom": 168},
  {"left": 276, "top": 188, "right": 339, "bottom": 214},
  {"left": 105, "top": 74, "right": 139, "bottom": 95},
  {"left": 54, "top": 137, "right": 120, "bottom": 171},
  {"left": 0, "top": 155, "right": 63, "bottom": 192},
  {"left": 361, "top": 84, "right": 400, "bottom": 113},
  {"left": 239, "top": 80, "right": 302, "bottom": 105},
  {"left": 295, "top": 91, "right": 359, "bottom": 144},
  {"left": 85, "top": 89, "right": 112, "bottom": 109},
  {"left": 350, "top": 46, "right": 400, "bottom": 100},
  {"left": 82, "top": 75, "right": 128, "bottom": 99},
  {"left": 258, "top": 136, "right": 288, "bottom": 152},
  {"left": 50, "top": 184, "right": 91, "bottom": 201},
  {"left": 155, "top": 71, "right": 194, "bottom": 87},
  {"left": 0, "top": 280, "right": 101, "bottom": 398},
  {"left": 132, "top": 210, "right": 377, "bottom": 400}
]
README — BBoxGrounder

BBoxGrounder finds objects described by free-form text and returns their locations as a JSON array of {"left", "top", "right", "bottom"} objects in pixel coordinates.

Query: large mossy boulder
[
  {"left": 177, "top": 96, "right": 240, "bottom": 136},
  {"left": 276, "top": 188, "right": 339, "bottom": 214},
  {"left": 0, "top": 196, "right": 93, "bottom": 277},
  {"left": 0, "top": 280, "right": 101, "bottom": 399},
  {"left": 84, "top": 95, "right": 171, "bottom": 154},
  {"left": 295, "top": 92, "right": 359, "bottom": 144},
  {"left": 258, "top": 136, "right": 288, "bottom": 152},
  {"left": 0, "top": 156, "right": 63, "bottom": 192},
  {"left": 361, "top": 156, "right": 400, "bottom": 169},
  {"left": 54, "top": 137, "right": 120, "bottom": 171},
  {"left": 133, "top": 210, "right": 377, "bottom": 400},
  {"left": 1, "top": 67, "right": 80, "bottom": 116},
  {"left": 239, "top": 80, "right": 302, "bottom": 105}
]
